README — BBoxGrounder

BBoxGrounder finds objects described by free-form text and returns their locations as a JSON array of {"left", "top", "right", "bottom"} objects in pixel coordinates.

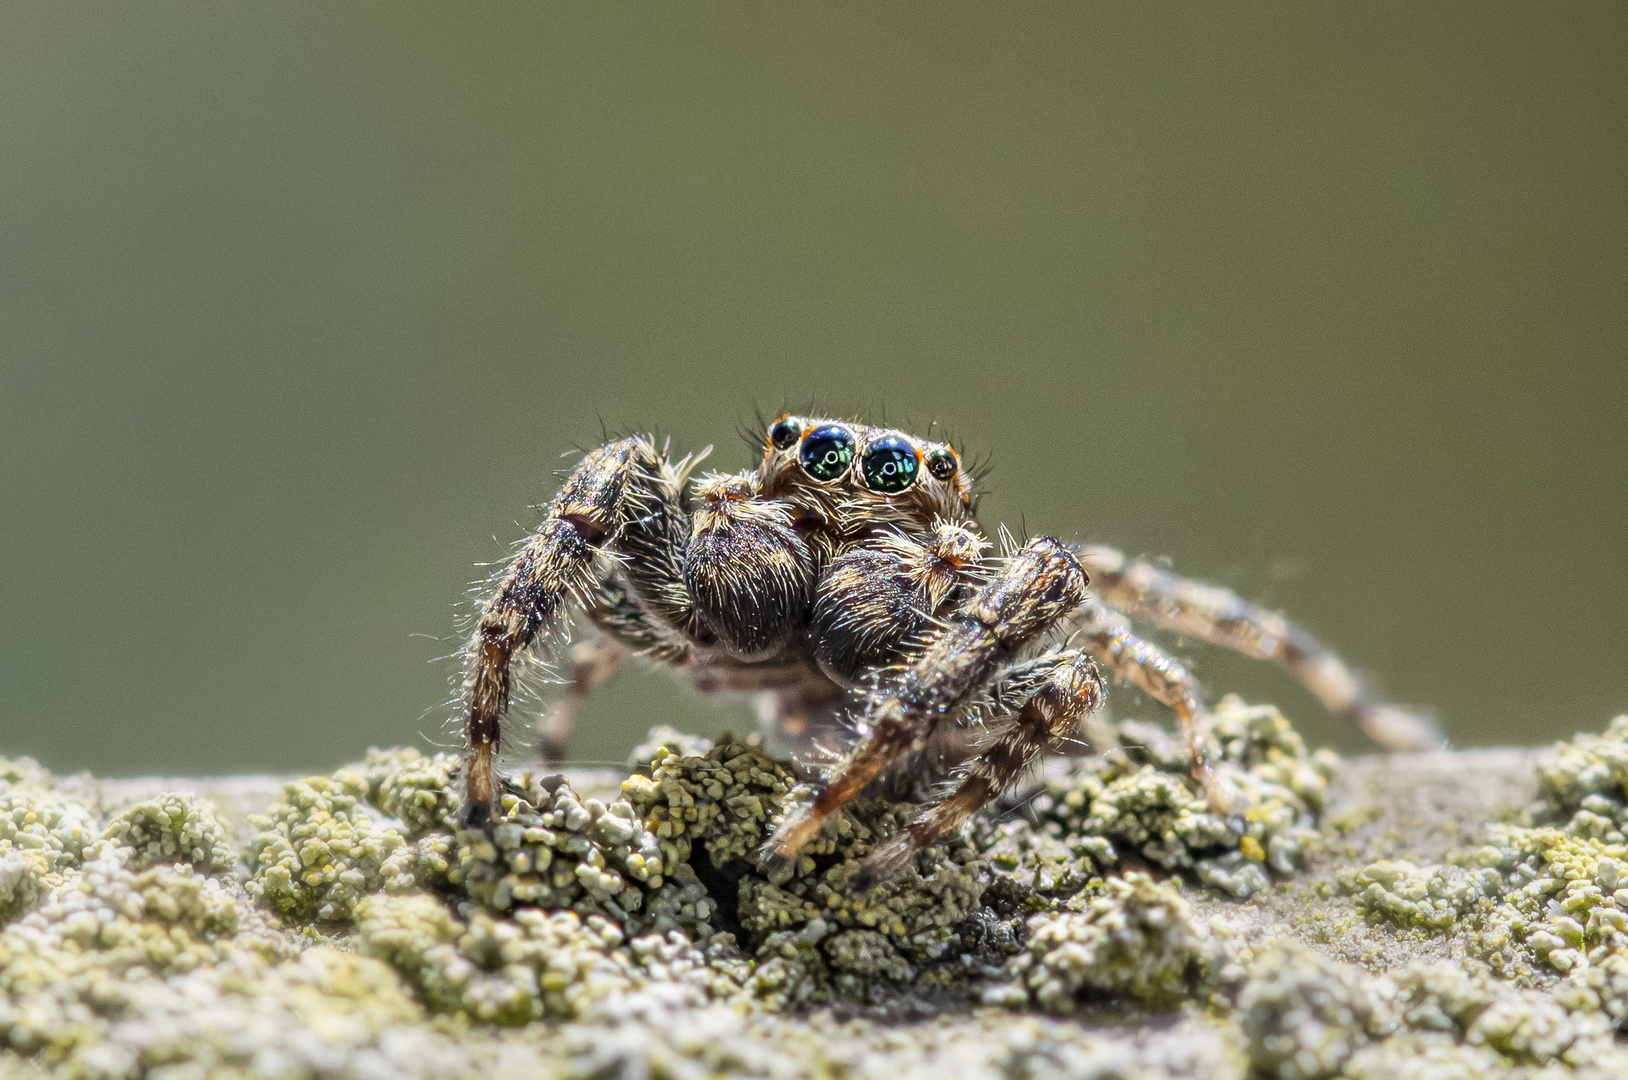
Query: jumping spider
[{"left": 460, "top": 415, "right": 1438, "bottom": 885}]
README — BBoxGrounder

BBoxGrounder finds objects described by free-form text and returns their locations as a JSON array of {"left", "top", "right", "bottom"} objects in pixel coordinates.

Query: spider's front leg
[
  {"left": 461, "top": 436, "right": 687, "bottom": 823},
  {"left": 767, "top": 536, "right": 1090, "bottom": 861},
  {"left": 854, "top": 649, "right": 1104, "bottom": 886}
]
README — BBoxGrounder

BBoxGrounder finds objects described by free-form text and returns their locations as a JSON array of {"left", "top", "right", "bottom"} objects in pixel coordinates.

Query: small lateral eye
[
  {"left": 798, "top": 425, "right": 856, "bottom": 481},
  {"left": 925, "top": 448, "right": 958, "bottom": 481},
  {"left": 769, "top": 417, "right": 801, "bottom": 450},
  {"left": 861, "top": 435, "right": 920, "bottom": 494}
]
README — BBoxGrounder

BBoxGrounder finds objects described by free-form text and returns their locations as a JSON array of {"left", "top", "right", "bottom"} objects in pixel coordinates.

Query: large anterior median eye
[
  {"left": 861, "top": 435, "right": 919, "bottom": 493},
  {"left": 798, "top": 425, "right": 856, "bottom": 481}
]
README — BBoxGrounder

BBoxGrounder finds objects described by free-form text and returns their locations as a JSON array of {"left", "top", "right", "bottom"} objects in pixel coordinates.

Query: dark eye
[
  {"left": 798, "top": 425, "right": 856, "bottom": 482},
  {"left": 770, "top": 417, "right": 801, "bottom": 450},
  {"left": 925, "top": 448, "right": 958, "bottom": 481},
  {"left": 861, "top": 435, "right": 919, "bottom": 493}
]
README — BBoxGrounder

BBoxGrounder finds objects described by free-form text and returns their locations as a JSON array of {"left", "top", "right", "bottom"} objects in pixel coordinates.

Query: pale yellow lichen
[
  {"left": 245, "top": 769, "right": 411, "bottom": 921},
  {"left": 1022, "top": 697, "right": 1333, "bottom": 899},
  {"left": 101, "top": 792, "right": 238, "bottom": 875},
  {"left": 1008, "top": 871, "right": 1221, "bottom": 1012},
  {"left": 1351, "top": 715, "right": 1628, "bottom": 986},
  {"left": 0, "top": 781, "right": 99, "bottom": 924}
]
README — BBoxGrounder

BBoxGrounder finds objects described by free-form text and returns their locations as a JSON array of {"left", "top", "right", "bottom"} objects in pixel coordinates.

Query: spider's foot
[
  {"left": 847, "top": 863, "right": 885, "bottom": 896},
  {"left": 848, "top": 856, "right": 902, "bottom": 895},
  {"left": 454, "top": 796, "right": 501, "bottom": 833},
  {"left": 849, "top": 831, "right": 920, "bottom": 893},
  {"left": 1207, "top": 786, "right": 1239, "bottom": 819},
  {"left": 1364, "top": 704, "right": 1449, "bottom": 752},
  {"left": 537, "top": 736, "right": 569, "bottom": 769},
  {"left": 1196, "top": 762, "right": 1242, "bottom": 820},
  {"left": 753, "top": 845, "right": 797, "bottom": 885},
  {"left": 766, "top": 801, "right": 825, "bottom": 861}
]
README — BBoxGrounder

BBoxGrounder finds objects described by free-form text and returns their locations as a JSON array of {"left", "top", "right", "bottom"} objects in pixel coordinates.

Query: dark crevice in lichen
[{"left": 688, "top": 852, "right": 750, "bottom": 941}]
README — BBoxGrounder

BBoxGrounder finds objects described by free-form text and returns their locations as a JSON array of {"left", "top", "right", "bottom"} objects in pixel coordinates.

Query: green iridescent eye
[
  {"left": 769, "top": 417, "right": 801, "bottom": 450},
  {"left": 798, "top": 425, "right": 856, "bottom": 482},
  {"left": 925, "top": 448, "right": 958, "bottom": 481},
  {"left": 861, "top": 435, "right": 919, "bottom": 494}
]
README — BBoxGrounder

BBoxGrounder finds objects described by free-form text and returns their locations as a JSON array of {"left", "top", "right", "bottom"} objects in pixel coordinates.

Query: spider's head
[{"left": 758, "top": 414, "right": 975, "bottom": 533}]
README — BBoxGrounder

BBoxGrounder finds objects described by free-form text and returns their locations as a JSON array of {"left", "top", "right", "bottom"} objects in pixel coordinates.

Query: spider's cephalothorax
[{"left": 459, "top": 415, "right": 1439, "bottom": 885}]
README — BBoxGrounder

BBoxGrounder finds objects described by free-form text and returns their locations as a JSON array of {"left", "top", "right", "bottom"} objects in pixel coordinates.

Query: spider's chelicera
[{"left": 460, "top": 416, "right": 1439, "bottom": 887}]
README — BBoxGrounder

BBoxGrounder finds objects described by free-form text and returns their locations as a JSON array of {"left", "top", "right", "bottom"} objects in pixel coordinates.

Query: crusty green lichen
[
  {"left": 1009, "top": 696, "right": 1334, "bottom": 899},
  {"left": 1236, "top": 944, "right": 1397, "bottom": 1080},
  {"left": 246, "top": 767, "right": 415, "bottom": 921},
  {"left": 1345, "top": 859, "right": 1501, "bottom": 934},
  {"left": 625, "top": 740, "right": 988, "bottom": 1005},
  {"left": 16, "top": 707, "right": 1628, "bottom": 1079},
  {"left": 1003, "top": 871, "right": 1231, "bottom": 1012},
  {"left": 0, "top": 851, "right": 304, "bottom": 1069},
  {"left": 366, "top": 746, "right": 462, "bottom": 836},
  {"left": 101, "top": 792, "right": 238, "bottom": 875},
  {"left": 1348, "top": 714, "right": 1628, "bottom": 986},
  {"left": 1233, "top": 946, "right": 1628, "bottom": 1078},
  {"left": 356, "top": 892, "right": 744, "bottom": 1023},
  {"left": 0, "top": 761, "right": 99, "bottom": 924}
]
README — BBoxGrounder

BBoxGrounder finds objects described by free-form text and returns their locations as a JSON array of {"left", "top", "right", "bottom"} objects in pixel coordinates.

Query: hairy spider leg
[
  {"left": 853, "top": 649, "right": 1104, "bottom": 887},
  {"left": 463, "top": 436, "right": 686, "bottom": 822},
  {"left": 535, "top": 637, "right": 626, "bottom": 764},
  {"left": 767, "top": 536, "right": 1090, "bottom": 860},
  {"left": 1078, "top": 546, "right": 1442, "bottom": 749},
  {"left": 1073, "top": 597, "right": 1230, "bottom": 813},
  {"left": 579, "top": 575, "right": 695, "bottom": 665},
  {"left": 533, "top": 576, "right": 700, "bottom": 763}
]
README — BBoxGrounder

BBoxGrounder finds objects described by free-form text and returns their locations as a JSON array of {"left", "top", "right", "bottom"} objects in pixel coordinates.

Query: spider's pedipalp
[
  {"left": 1078, "top": 545, "right": 1443, "bottom": 749},
  {"left": 809, "top": 523, "right": 984, "bottom": 687},
  {"left": 853, "top": 649, "right": 1105, "bottom": 887},
  {"left": 684, "top": 474, "right": 815, "bottom": 659},
  {"left": 767, "top": 536, "right": 1089, "bottom": 861}
]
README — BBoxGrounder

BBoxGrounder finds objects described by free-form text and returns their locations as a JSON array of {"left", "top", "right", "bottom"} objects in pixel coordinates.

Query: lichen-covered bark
[{"left": 4, "top": 702, "right": 1628, "bottom": 1079}]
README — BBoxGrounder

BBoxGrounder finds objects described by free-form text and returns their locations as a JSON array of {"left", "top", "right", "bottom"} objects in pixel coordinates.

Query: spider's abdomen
[{"left": 683, "top": 500, "right": 814, "bottom": 660}]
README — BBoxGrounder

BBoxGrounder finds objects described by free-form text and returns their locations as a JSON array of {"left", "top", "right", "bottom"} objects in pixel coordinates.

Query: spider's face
[{"left": 758, "top": 414, "right": 974, "bottom": 533}]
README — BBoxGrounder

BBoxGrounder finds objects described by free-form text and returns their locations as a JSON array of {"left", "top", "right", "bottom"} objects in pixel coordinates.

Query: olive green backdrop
[{"left": 2, "top": 4, "right": 1624, "bottom": 776}]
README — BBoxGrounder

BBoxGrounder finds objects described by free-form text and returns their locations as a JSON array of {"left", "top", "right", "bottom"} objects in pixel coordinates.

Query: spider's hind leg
[
  {"left": 536, "top": 576, "right": 699, "bottom": 765},
  {"left": 854, "top": 650, "right": 1104, "bottom": 888},
  {"left": 1078, "top": 546, "right": 1441, "bottom": 749},
  {"left": 535, "top": 637, "right": 626, "bottom": 765},
  {"left": 1074, "top": 598, "right": 1234, "bottom": 815}
]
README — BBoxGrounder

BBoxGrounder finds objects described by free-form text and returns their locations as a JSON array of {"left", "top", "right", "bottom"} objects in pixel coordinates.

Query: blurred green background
[{"left": 2, "top": 4, "right": 1624, "bottom": 778}]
